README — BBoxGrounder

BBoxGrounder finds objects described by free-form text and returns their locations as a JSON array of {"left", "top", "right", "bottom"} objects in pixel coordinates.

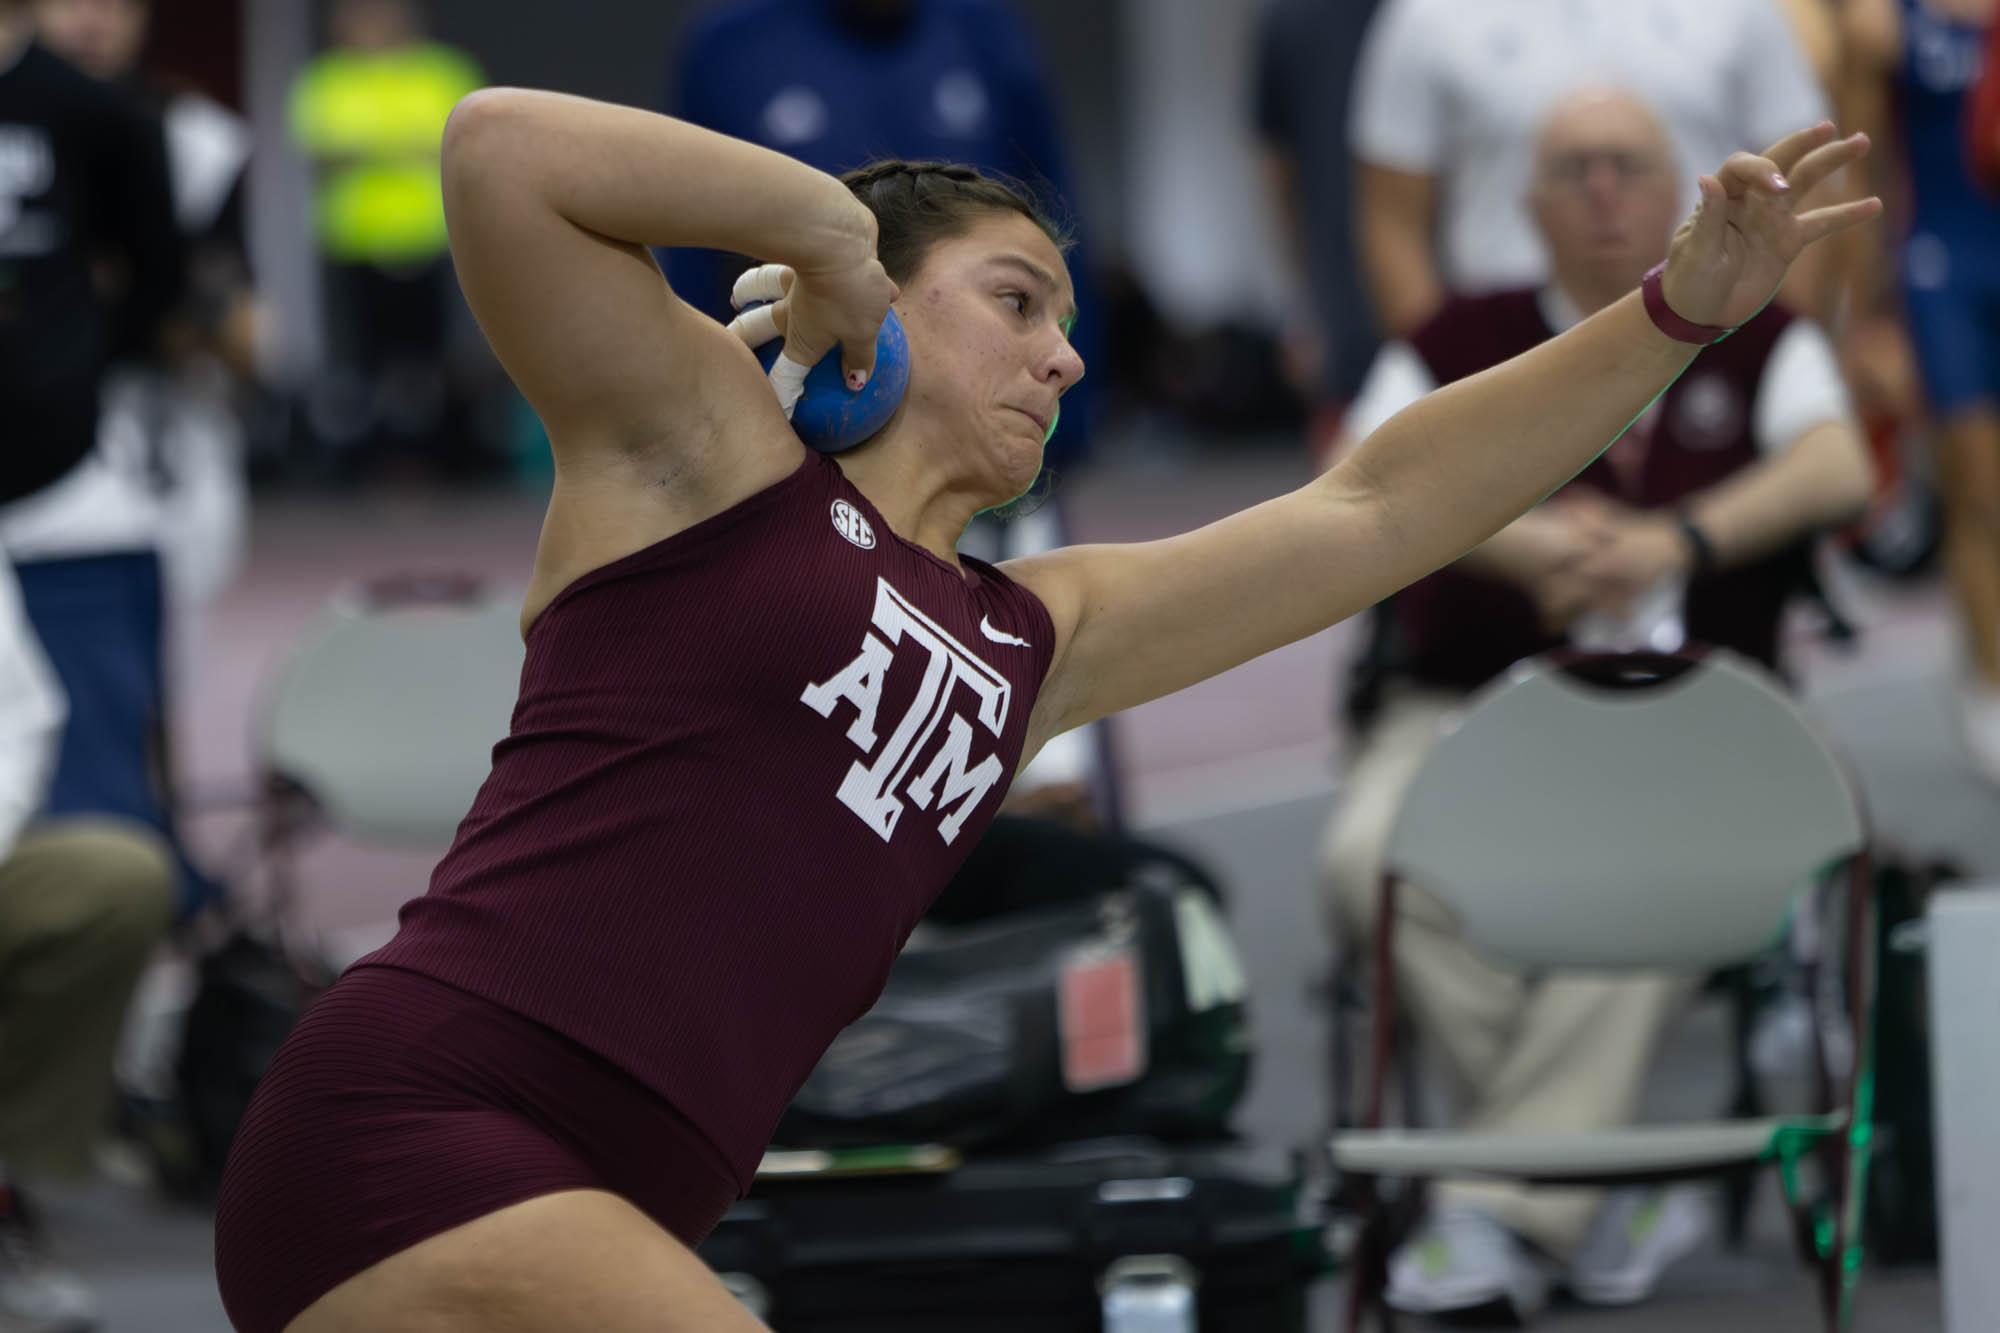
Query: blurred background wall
[{"left": 235, "top": 0, "right": 1286, "bottom": 385}]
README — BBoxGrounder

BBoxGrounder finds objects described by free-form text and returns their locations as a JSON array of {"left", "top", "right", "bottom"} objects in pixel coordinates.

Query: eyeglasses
[{"left": 1541, "top": 150, "right": 1662, "bottom": 190}]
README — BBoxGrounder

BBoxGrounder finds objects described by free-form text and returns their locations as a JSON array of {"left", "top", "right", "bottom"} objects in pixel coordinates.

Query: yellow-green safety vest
[{"left": 289, "top": 42, "right": 484, "bottom": 265}]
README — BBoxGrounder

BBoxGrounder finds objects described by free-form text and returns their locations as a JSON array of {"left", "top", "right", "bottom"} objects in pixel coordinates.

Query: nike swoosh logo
[{"left": 979, "top": 615, "right": 1031, "bottom": 648}]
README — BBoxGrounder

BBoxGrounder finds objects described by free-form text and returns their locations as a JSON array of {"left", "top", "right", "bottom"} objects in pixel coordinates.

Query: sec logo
[{"left": 831, "top": 499, "right": 876, "bottom": 550}]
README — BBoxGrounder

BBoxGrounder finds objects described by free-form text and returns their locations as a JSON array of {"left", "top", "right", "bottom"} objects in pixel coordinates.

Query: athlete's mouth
[{"left": 1006, "top": 405, "right": 1049, "bottom": 435}]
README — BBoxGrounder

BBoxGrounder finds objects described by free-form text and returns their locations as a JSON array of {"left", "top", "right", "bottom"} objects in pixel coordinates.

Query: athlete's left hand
[{"left": 1658, "top": 124, "right": 1881, "bottom": 331}]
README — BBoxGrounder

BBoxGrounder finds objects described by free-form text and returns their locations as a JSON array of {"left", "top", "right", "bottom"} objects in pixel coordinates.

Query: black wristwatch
[{"left": 1675, "top": 510, "right": 1717, "bottom": 577}]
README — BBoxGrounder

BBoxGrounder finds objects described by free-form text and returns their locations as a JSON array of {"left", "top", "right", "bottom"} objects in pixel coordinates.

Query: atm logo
[{"left": 800, "top": 578, "right": 1009, "bottom": 844}]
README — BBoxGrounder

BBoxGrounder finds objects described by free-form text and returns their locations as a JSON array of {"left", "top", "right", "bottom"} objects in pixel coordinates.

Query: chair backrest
[
  {"left": 1383, "top": 649, "right": 1865, "bottom": 971},
  {"left": 258, "top": 577, "right": 526, "bottom": 846}
]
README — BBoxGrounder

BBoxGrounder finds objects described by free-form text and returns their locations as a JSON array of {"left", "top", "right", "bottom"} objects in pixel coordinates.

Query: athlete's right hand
[{"left": 725, "top": 257, "right": 898, "bottom": 418}]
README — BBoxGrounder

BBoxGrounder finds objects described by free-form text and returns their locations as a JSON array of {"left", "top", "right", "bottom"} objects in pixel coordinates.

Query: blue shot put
[
  {"left": 726, "top": 262, "right": 910, "bottom": 454},
  {"left": 753, "top": 305, "right": 909, "bottom": 453}
]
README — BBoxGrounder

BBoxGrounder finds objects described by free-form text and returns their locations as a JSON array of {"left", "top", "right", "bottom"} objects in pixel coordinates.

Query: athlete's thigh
[{"left": 284, "top": 1189, "right": 767, "bottom": 1333}]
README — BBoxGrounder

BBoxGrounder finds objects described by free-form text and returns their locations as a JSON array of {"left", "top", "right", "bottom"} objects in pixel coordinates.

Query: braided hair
[{"left": 839, "top": 160, "right": 1072, "bottom": 283}]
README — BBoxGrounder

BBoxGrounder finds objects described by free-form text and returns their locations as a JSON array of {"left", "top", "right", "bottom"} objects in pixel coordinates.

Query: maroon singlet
[{"left": 358, "top": 450, "right": 1056, "bottom": 1188}]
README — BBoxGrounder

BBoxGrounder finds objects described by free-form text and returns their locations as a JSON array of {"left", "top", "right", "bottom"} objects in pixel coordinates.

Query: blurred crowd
[{"left": 0, "top": 0, "right": 1994, "bottom": 1328}]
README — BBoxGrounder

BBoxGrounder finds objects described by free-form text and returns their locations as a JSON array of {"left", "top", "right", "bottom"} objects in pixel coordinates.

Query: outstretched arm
[{"left": 1010, "top": 125, "right": 1881, "bottom": 746}]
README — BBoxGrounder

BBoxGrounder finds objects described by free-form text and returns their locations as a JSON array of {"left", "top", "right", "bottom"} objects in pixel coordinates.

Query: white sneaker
[
  {"left": 1959, "top": 681, "right": 2000, "bottom": 786},
  {"left": 1564, "top": 1185, "right": 1708, "bottom": 1306},
  {"left": 1385, "top": 1206, "right": 1553, "bottom": 1322}
]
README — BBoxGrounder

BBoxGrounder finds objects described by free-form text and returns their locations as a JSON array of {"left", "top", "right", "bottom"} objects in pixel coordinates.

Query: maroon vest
[
  {"left": 360, "top": 451, "right": 1055, "bottom": 1188},
  {"left": 1381, "top": 289, "right": 1801, "bottom": 693}
]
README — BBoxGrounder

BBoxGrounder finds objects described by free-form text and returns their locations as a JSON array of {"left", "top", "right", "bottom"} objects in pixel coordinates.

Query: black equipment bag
[
  {"left": 171, "top": 929, "right": 329, "bottom": 1197},
  {"left": 696, "top": 1140, "right": 1321, "bottom": 1332},
  {"left": 921, "top": 816, "right": 1228, "bottom": 925},
  {"left": 776, "top": 857, "right": 1252, "bottom": 1152}
]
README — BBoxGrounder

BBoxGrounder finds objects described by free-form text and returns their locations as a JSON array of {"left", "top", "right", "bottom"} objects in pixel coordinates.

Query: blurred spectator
[
  {"left": 1973, "top": 13, "right": 2000, "bottom": 186},
  {"left": 1319, "top": 89, "right": 1873, "bottom": 1323},
  {"left": 659, "top": 0, "right": 1097, "bottom": 470},
  {"left": 1840, "top": 0, "right": 2000, "bottom": 780},
  {"left": 0, "top": 1, "right": 216, "bottom": 925},
  {"left": 0, "top": 545, "right": 175, "bottom": 1333},
  {"left": 1251, "top": 0, "right": 1383, "bottom": 465},
  {"left": 288, "top": 0, "right": 483, "bottom": 477},
  {"left": 1349, "top": 0, "right": 1833, "bottom": 340},
  {"left": 26, "top": 0, "right": 255, "bottom": 611},
  {"left": 0, "top": 0, "right": 180, "bottom": 507},
  {"left": 11, "top": 0, "right": 244, "bottom": 926}
]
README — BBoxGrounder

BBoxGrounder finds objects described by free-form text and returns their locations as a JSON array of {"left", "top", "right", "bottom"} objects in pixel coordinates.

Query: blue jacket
[{"left": 661, "top": 0, "right": 1097, "bottom": 461}]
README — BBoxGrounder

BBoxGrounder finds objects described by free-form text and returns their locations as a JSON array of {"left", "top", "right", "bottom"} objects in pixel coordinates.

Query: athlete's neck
[{"left": 833, "top": 439, "right": 988, "bottom": 571}]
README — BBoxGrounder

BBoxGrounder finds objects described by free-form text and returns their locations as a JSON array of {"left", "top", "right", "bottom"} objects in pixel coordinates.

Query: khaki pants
[
  {"left": 1319, "top": 687, "right": 1692, "bottom": 1259},
  {"left": 0, "top": 819, "right": 174, "bottom": 1177}
]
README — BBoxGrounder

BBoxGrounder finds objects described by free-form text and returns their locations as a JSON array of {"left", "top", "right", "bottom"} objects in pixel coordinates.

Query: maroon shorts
[{"left": 212, "top": 964, "right": 740, "bottom": 1333}]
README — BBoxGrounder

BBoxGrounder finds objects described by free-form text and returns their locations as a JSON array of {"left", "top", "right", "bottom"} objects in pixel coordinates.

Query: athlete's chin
[{"left": 994, "top": 439, "right": 1044, "bottom": 500}]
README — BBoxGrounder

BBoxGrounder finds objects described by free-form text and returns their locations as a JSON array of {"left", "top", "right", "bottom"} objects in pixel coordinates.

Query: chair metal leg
[
  {"left": 1721, "top": 966, "right": 1767, "bottom": 1249},
  {"left": 1328, "top": 968, "right": 1359, "bottom": 1132},
  {"left": 1340, "top": 870, "right": 1407, "bottom": 1333},
  {"left": 1366, "top": 875, "right": 1400, "bottom": 1131},
  {"left": 1340, "top": 1176, "right": 1398, "bottom": 1333}
]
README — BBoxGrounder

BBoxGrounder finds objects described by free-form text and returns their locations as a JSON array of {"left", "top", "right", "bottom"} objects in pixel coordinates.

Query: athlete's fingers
[
  {"left": 1758, "top": 121, "right": 1838, "bottom": 177},
  {"left": 730, "top": 264, "right": 794, "bottom": 312},
  {"left": 1782, "top": 132, "right": 1871, "bottom": 201},
  {"left": 1795, "top": 194, "right": 1885, "bottom": 246},
  {"left": 838, "top": 284, "right": 896, "bottom": 392},
  {"left": 767, "top": 352, "right": 810, "bottom": 419},
  {"left": 1716, "top": 151, "right": 1788, "bottom": 199},
  {"left": 725, "top": 300, "right": 784, "bottom": 350},
  {"left": 838, "top": 334, "right": 879, "bottom": 393}
]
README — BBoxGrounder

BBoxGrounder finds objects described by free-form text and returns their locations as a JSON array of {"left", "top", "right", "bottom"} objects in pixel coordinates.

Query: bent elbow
[{"left": 441, "top": 88, "right": 525, "bottom": 178}]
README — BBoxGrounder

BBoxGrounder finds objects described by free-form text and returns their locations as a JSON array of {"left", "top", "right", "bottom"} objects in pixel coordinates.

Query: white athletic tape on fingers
[
  {"left": 731, "top": 264, "right": 792, "bottom": 311},
  {"left": 769, "top": 352, "right": 811, "bottom": 419},
  {"left": 727, "top": 302, "right": 781, "bottom": 349}
]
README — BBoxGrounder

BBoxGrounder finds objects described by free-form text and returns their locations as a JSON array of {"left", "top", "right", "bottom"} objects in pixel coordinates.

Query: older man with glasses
[{"left": 1316, "top": 87, "right": 1876, "bottom": 1324}]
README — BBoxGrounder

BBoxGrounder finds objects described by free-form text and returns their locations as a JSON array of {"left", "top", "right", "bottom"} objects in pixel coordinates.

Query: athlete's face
[{"left": 893, "top": 212, "right": 1084, "bottom": 503}]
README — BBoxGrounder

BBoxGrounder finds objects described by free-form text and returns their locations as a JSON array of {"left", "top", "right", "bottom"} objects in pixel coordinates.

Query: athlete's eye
[{"left": 1000, "top": 291, "right": 1029, "bottom": 317}]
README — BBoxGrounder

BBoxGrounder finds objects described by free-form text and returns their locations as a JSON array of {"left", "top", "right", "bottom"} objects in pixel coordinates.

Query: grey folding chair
[
  {"left": 1329, "top": 649, "right": 1874, "bottom": 1332},
  {"left": 249, "top": 574, "right": 526, "bottom": 918}
]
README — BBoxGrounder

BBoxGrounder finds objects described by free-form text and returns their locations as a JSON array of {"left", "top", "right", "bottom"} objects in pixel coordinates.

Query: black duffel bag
[
  {"left": 699, "top": 1139, "right": 1319, "bottom": 1333},
  {"left": 171, "top": 928, "right": 330, "bottom": 1197},
  {"left": 776, "top": 829, "right": 1253, "bottom": 1151}
]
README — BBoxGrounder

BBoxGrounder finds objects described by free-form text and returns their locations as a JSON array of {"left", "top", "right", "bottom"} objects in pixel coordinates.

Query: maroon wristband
[{"left": 1641, "top": 261, "right": 1734, "bottom": 345}]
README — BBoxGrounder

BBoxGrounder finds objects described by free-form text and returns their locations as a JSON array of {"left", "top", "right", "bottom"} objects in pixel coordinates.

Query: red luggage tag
[{"left": 1058, "top": 944, "right": 1147, "bottom": 1093}]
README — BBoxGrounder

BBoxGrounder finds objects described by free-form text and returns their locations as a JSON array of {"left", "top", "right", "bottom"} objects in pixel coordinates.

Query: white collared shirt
[{"left": 1351, "top": 0, "right": 1829, "bottom": 293}]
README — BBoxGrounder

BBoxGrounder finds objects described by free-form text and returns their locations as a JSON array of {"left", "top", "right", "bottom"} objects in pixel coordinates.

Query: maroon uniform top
[
  {"left": 1377, "top": 289, "right": 1802, "bottom": 694},
  {"left": 359, "top": 451, "right": 1057, "bottom": 1188}
]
